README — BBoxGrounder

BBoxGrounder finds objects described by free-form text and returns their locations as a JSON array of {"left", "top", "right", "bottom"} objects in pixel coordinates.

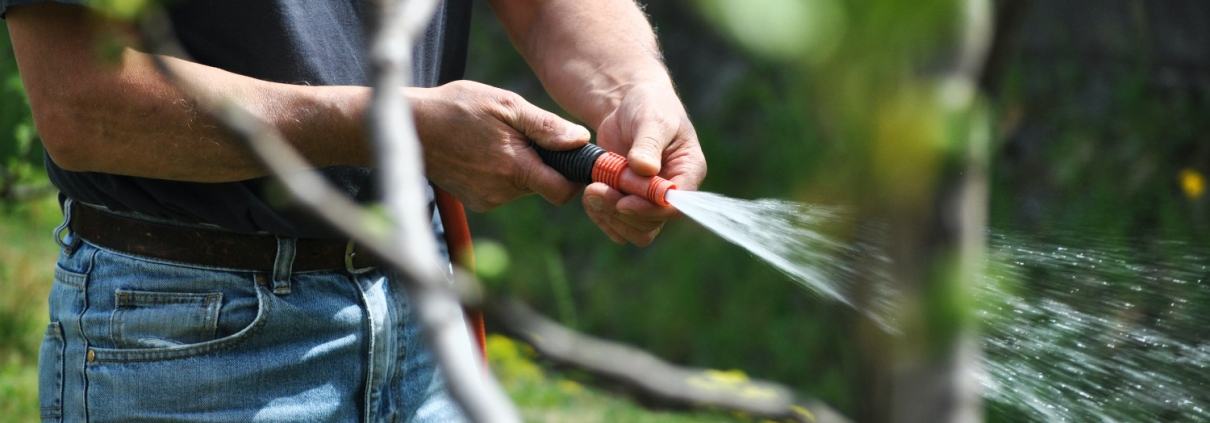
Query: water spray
[
  {"left": 533, "top": 143, "right": 676, "bottom": 206},
  {"left": 533, "top": 145, "right": 1210, "bottom": 423},
  {"left": 535, "top": 142, "right": 862, "bottom": 313}
]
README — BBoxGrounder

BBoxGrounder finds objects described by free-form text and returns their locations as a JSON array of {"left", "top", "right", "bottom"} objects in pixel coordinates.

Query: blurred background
[{"left": 3, "top": 0, "right": 1209, "bottom": 422}]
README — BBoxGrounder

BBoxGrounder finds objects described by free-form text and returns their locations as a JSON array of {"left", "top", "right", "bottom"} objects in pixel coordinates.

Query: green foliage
[
  {"left": 990, "top": 52, "right": 1210, "bottom": 240},
  {"left": 473, "top": 239, "right": 511, "bottom": 281},
  {"left": 693, "top": 0, "right": 845, "bottom": 63},
  {"left": 0, "top": 355, "right": 39, "bottom": 423},
  {"left": 88, "top": 0, "right": 154, "bottom": 21},
  {"left": 0, "top": 196, "right": 60, "bottom": 423},
  {"left": 0, "top": 24, "right": 48, "bottom": 197}
]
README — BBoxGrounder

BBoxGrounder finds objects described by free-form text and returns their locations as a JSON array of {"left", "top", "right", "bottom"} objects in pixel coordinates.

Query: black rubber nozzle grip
[{"left": 532, "top": 143, "right": 607, "bottom": 185}]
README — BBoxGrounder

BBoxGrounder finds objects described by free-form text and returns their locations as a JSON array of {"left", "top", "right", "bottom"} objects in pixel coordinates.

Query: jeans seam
[
  {"left": 359, "top": 273, "right": 379, "bottom": 423},
  {"left": 39, "top": 321, "right": 65, "bottom": 420}
]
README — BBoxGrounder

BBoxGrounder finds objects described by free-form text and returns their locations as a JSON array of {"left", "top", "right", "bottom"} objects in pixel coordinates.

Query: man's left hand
[{"left": 582, "top": 81, "right": 707, "bottom": 246}]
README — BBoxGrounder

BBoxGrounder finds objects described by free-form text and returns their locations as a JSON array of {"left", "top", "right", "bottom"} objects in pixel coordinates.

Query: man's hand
[
  {"left": 583, "top": 82, "right": 706, "bottom": 246},
  {"left": 488, "top": 0, "right": 706, "bottom": 246},
  {"left": 490, "top": 0, "right": 707, "bottom": 247},
  {"left": 412, "top": 80, "right": 591, "bottom": 212}
]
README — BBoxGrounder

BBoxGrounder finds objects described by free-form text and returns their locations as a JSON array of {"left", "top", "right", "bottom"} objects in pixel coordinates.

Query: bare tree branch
[
  {"left": 365, "top": 0, "right": 521, "bottom": 420},
  {"left": 490, "top": 299, "right": 853, "bottom": 423}
]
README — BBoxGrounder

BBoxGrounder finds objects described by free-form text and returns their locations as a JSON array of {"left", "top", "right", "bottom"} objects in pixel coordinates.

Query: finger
[
  {"left": 583, "top": 182, "right": 624, "bottom": 215},
  {"left": 501, "top": 94, "right": 590, "bottom": 151},
  {"left": 608, "top": 216, "right": 661, "bottom": 247},
  {"left": 583, "top": 184, "right": 627, "bottom": 244},
  {"left": 626, "top": 115, "right": 677, "bottom": 177},
  {"left": 516, "top": 147, "right": 582, "bottom": 206},
  {"left": 617, "top": 194, "right": 683, "bottom": 222},
  {"left": 663, "top": 137, "right": 708, "bottom": 192},
  {"left": 615, "top": 210, "right": 664, "bottom": 232},
  {"left": 585, "top": 183, "right": 662, "bottom": 246},
  {"left": 588, "top": 209, "right": 627, "bottom": 244}
]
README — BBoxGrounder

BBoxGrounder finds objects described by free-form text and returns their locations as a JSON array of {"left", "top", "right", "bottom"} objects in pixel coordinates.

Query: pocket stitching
[
  {"left": 53, "top": 266, "right": 86, "bottom": 289},
  {"left": 39, "top": 321, "right": 65, "bottom": 420},
  {"left": 90, "top": 285, "right": 272, "bottom": 363},
  {"left": 111, "top": 290, "right": 224, "bottom": 349}
]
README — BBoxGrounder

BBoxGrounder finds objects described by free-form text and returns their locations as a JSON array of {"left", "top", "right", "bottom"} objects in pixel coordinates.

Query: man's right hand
[{"left": 410, "top": 80, "right": 591, "bottom": 212}]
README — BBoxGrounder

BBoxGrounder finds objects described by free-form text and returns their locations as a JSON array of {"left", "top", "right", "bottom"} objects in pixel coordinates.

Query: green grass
[
  {"left": 487, "top": 335, "right": 750, "bottom": 423},
  {"left": 0, "top": 196, "right": 745, "bottom": 423},
  {"left": 0, "top": 195, "right": 59, "bottom": 423}
]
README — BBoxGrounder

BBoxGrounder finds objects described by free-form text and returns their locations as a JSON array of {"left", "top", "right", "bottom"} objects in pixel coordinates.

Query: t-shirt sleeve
[{"left": 1, "top": 0, "right": 88, "bottom": 18}]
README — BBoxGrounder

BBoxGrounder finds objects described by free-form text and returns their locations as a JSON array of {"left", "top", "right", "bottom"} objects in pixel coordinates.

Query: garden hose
[
  {"left": 533, "top": 143, "right": 677, "bottom": 206},
  {"left": 433, "top": 187, "right": 488, "bottom": 364}
]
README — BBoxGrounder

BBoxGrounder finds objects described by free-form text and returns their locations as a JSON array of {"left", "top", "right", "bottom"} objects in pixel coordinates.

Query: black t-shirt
[{"left": 1, "top": 0, "right": 471, "bottom": 238}]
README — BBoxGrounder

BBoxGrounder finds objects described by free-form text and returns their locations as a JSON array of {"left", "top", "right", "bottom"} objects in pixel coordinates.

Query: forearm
[
  {"left": 7, "top": 3, "right": 372, "bottom": 183},
  {"left": 488, "top": 0, "right": 673, "bottom": 128},
  {"left": 57, "top": 50, "right": 371, "bottom": 182}
]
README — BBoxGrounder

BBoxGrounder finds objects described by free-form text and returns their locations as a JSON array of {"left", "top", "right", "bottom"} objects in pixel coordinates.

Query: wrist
[
  {"left": 284, "top": 84, "right": 374, "bottom": 168},
  {"left": 579, "top": 69, "right": 677, "bottom": 128}
]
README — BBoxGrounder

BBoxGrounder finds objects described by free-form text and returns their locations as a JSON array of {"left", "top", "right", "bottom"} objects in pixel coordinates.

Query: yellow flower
[
  {"left": 556, "top": 380, "right": 583, "bottom": 396},
  {"left": 1180, "top": 169, "right": 1205, "bottom": 199}
]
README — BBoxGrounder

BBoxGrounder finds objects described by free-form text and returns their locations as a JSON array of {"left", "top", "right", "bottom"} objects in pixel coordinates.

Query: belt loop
[
  {"left": 272, "top": 236, "right": 296, "bottom": 295},
  {"left": 54, "top": 198, "right": 82, "bottom": 256}
]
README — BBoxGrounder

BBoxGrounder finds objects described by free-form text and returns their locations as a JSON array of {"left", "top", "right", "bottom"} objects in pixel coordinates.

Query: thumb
[
  {"left": 504, "top": 99, "right": 590, "bottom": 151},
  {"left": 626, "top": 120, "right": 674, "bottom": 177}
]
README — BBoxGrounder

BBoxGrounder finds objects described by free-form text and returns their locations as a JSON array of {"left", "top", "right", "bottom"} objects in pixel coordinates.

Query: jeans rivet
[
  {"left": 87, "top": 349, "right": 96, "bottom": 363},
  {"left": 256, "top": 274, "right": 268, "bottom": 286}
]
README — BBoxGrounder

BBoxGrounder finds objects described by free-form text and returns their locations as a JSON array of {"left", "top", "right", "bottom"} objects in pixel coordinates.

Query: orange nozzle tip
[
  {"left": 592, "top": 151, "right": 676, "bottom": 206},
  {"left": 650, "top": 179, "right": 675, "bottom": 207}
]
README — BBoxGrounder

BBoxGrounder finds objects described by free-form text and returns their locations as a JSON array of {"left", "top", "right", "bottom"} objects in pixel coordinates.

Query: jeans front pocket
[
  {"left": 38, "top": 321, "right": 64, "bottom": 423},
  {"left": 111, "top": 290, "right": 222, "bottom": 349}
]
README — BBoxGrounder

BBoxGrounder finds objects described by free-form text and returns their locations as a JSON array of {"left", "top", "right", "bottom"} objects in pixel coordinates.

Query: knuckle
[
  {"left": 445, "top": 80, "right": 476, "bottom": 97},
  {"left": 497, "top": 92, "right": 523, "bottom": 111},
  {"left": 510, "top": 165, "right": 533, "bottom": 193},
  {"left": 536, "top": 112, "right": 560, "bottom": 136},
  {"left": 654, "top": 114, "right": 673, "bottom": 130}
]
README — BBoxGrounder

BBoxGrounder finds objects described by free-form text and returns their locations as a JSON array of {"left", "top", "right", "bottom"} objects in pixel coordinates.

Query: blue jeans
[{"left": 38, "top": 203, "right": 469, "bottom": 422}]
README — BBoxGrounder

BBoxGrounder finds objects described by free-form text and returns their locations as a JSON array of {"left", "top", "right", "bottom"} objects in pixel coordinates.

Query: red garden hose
[{"left": 434, "top": 186, "right": 489, "bottom": 365}]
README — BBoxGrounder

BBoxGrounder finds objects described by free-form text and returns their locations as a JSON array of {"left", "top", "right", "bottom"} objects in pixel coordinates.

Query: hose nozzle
[{"left": 534, "top": 143, "right": 676, "bottom": 206}]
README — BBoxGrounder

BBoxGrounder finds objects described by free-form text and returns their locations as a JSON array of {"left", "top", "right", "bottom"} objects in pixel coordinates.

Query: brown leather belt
[{"left": 69, "top": 202, "right": 379, "bottom": 272}]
